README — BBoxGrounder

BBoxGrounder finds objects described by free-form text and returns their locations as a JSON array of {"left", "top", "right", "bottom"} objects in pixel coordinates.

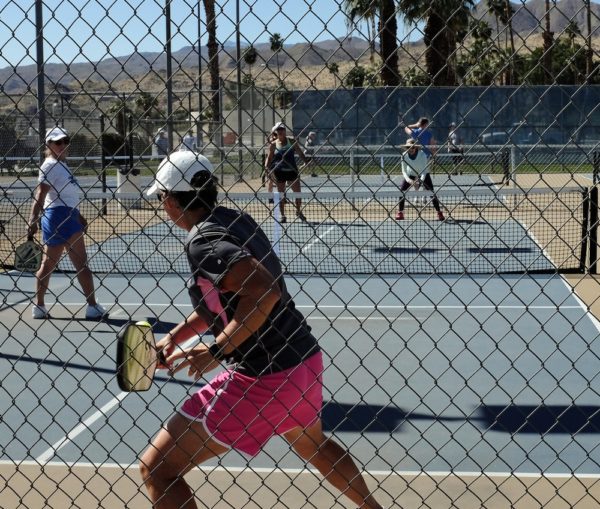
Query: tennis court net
[
  {"left": 309, "top": 150, "right": 510, "bottom": 182},
  {"left": 0, "top": 186, "right": 594, "bottom": 275}
]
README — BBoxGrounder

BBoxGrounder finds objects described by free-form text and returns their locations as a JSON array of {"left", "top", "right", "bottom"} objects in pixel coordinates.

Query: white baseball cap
[
  {"left": 45, "top": 127, "right": 69, "bottom": 143},
  {"left": 271, "top": 122, "right": 286, "bottom": 134},
  {"left": 145, "top": 151, "right": 213, "bottom": 196}
]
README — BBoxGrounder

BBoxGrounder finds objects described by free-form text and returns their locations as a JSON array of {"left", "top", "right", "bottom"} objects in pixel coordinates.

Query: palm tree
[
  {"left": 379, "top": 0, "right": 400, "bottom": 86},
  {"left": 327, "top": 62, "right": 340, "bottom": 88},
  {"left": 502, "top": 0, "right": 516, "bottom": 84},
  {"left": 585, "top": 0, "right": 593, "bottom": 78},
  {"left": 344, "top": 0, "right": 377, "bottom": 63},
  {"left": 486, "top": 0, "right": 502, "bottom": 37},
  {"left": 399, "top": 0, "right": 475, "bottom": 86},
  {"left": 134, "top": 92, "right": 159, "bottom": 118},
  {"left": 243, "top": 45, "right": 258, "bottom": 80},
  {"left": 203, "top": 0, "right": 220, "bottom": 137},
  {"left": 565, "top": 20, "right": 583, "bottom": 83},
  {"left": 565, "top": 20, "right": 582, "bottom": 49},
  {"left": 487, "top": 0, "right": 515, "bottom": 84},
  {"left": 343, "top": 0, "right": 399, "bottom": 86},
  {"left": 543, "top": 0, "right": 554, "bottom": 84},
  {"left": 242, "top": 46, "right": 258, "bottom": 147},
  {"left": 269, "top": 33, "right": 284, "bottom": 83},
  {"left": 458, "top": 18, "right": 501, "bottom": 85}
]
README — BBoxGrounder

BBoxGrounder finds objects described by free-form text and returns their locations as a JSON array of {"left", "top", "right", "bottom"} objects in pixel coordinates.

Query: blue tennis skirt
[{"left": 41, "top": 206, "right": 84, "bottom": 246}]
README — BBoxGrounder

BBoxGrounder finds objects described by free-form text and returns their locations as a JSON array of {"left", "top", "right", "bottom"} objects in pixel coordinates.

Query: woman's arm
[
  {"left": 215, "top": 257, "right": 281, "bottom": 352},
  {"left": 264, "top": 142, "right": 275, "bottom": 169},
  {"left": 27, "top": 183, "right": 50, "bottom": 238},
  {"left": 168, "top": 257, "right": 281, "bottom": 378},
  {"left": 156, "top": 309, "right": 210, "bottom": 366}
]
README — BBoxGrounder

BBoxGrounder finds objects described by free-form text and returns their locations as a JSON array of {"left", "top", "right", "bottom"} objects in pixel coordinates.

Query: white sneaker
[
  {"left": 32, "top": 304, "right": 50, "bottom": 320},
  {"left": 85, "top": 304, "right": 108, "bottom": 320}
]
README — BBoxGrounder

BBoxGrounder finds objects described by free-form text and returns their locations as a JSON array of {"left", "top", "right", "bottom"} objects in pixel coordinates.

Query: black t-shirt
[{"left": 185, "top": 206, "right": 320, "bottom": 376}]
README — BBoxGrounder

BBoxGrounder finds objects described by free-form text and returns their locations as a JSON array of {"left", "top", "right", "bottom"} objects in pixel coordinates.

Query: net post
[
  {"left": 128, "top": 114, "right": 134, "bottom": 171},
  {"left": 593, "top": 151, "right": 600, "bottom": 185},
  {"left": 350, "top": 148, "right": 357, "bottom": 209},
  {"left": 589, "top": 186, "right": 598, "bottom": 274},
  {"left": 272, "top": 191, "right": 282, "bottom": 258},
  {"left": 100, "top": 114, "right": 107, "bottom": 216},
  {"left": 501, "top": 148, "right": 511, "bottom": 185},
  {"left": 350, "top": 149, "right": 356, "bottom": 193}
]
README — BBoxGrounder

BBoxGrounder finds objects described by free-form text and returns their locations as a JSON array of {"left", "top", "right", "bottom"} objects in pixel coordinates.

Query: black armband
[{"left": 208, "top": 341, "right": 227, "bottom": 361}]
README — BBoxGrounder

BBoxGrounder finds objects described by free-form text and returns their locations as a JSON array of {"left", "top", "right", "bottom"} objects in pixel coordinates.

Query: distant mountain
[
  {"left": 473, "top": 0, "right": 600, "bottom": 36},
  {"left": 0, "top": 37, "right": 372, "bottom": 93},
  {"left": 1, "top": 0, "right": 599, "bottom": 94}
]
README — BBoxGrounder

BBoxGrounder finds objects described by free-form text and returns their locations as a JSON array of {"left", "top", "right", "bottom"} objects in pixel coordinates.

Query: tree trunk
[
  {"left": 543, "top": 30, "right": 554, "bottom": 84},
  {"left": 586, "top": 0, "right": 593, "bottom": 78},
  {"left": 505, "top": 1, "right": 515, "bottom": 85},
  {"left": 379, "top": 0, "right": 399, "bottom": 86},
  {"left": 543, "top": 0, "right": 553, "bottom": 84},
  {"left": 424, "top": 12, "right": 449, "bottom": 85},
  {"left": 369, "top": 17, "right": 376, "bottom": 64},
  {"left": 203, "top": 0, "right": 220, "bottom": 137}
]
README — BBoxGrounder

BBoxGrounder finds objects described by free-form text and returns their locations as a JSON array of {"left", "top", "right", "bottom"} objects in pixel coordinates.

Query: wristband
[{"left": 208, "top": 341, "right": 226, "bottom": 361}]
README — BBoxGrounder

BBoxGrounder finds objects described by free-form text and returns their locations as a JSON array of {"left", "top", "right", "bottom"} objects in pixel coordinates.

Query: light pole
[
  {"left": 197, "top": 1, "right": 203, "bottom": 147},
  {"left": 236, "top": 0, "right": 243, "bottom": 180}
]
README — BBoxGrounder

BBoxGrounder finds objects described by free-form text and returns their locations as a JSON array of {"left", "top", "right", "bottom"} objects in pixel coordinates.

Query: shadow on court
[
  {"left": 480, "top": 405, "right": 600, "bottom": 434},
  {"left": 322, "top": 402, "right": 600, "bottom": 435}
]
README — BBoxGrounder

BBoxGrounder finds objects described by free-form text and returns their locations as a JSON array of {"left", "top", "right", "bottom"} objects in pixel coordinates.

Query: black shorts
[{"left": 273, "top": 168, "right": 299, "bottom": 183}]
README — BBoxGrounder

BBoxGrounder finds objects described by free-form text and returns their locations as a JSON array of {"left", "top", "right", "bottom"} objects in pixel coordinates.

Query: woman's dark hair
[{"left": 170, "top": 170, "right": 218, "bottom": 211}]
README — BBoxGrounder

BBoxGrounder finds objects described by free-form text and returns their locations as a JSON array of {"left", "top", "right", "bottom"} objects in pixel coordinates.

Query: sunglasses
[{"left": 51, "top": 138, "right": 70, "bottom": 146}]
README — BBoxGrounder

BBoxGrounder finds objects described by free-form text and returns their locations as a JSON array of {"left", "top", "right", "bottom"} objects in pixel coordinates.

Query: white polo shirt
[{"left": 38, "top": 157, "right": 81, "bottom": 209}]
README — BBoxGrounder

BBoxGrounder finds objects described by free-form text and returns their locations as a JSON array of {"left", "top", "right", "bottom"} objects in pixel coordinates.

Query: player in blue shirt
[{"left": 405, "top": 117, "right": 437, "bottom": 159}]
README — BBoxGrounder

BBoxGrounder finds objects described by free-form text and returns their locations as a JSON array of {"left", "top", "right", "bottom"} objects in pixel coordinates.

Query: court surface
[
  {"left": 1, "top": 271, "right": 599, "bottom": 480},
  {"left": 1, "top": 174, "right": 599, "bottom": 507}
]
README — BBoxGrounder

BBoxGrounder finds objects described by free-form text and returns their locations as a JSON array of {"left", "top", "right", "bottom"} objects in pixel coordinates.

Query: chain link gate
[{"left": 1, "top": 1, "right": 600, "bottom": 508}]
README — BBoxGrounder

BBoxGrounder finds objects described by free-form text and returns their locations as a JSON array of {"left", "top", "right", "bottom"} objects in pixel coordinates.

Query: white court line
[
  {"left": 519, "top": 220, "right": 600, "bottom": 335},
  {"left": 4, "top": 460, "right": 600, "bottom": 479},
  {"left": 36, "top": 392, "right": 129, "bottom": 463},
  {"left": 301, "top": 225, "right": 336, "bottom": 253},
  {"left": 35, "top": 336, "right": 201, "bottom": 463},
  {"left": 559, "top": 276, "right": 600, "bottom": 334}
]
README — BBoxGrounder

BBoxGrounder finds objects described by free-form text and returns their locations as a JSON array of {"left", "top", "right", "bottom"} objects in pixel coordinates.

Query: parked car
[
  {"left": 574, "top": 132, "right": 600, "bottom": 146},
  {"left": 479, "top": 124, "right": 563, "bottom": 145},
  {"left": 480, "top": 124, "right": 540, "bottom": 145}
]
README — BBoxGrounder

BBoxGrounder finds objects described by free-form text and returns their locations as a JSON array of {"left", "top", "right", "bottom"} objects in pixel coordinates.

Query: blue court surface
[
  {"left": 1, "top": 270, "right": 599, "bottom": 476},
  {"left": 1, "top": 176, "right": 599, "bottom": 508}
]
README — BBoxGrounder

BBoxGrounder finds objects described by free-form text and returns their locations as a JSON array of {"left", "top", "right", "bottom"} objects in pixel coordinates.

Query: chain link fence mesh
[{"left": 2, "top": 1, "right": 600, "bottom": 508}]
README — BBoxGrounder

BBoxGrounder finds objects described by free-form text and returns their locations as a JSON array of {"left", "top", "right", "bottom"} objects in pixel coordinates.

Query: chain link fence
[{"left": 2, "top": 1, "right": 600, "bottom": 508}]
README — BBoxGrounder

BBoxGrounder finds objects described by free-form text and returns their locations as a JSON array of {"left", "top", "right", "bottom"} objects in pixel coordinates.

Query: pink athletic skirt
[{"left": 179, "top": 351, "right": 324, "bottom": 456}]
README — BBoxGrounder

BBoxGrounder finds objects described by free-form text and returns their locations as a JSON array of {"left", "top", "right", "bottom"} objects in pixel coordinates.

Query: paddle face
[
  {"left": 14, "top": 239, "right": 42, "bottom": 272},
  {"left": 116, "top": 321, "right": 162, "bottom": 392}
]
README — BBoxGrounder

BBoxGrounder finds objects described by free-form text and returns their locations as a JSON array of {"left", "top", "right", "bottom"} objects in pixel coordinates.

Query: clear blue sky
[{"left": 0, "top": 0, "right": 422, "bottom": 68}]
